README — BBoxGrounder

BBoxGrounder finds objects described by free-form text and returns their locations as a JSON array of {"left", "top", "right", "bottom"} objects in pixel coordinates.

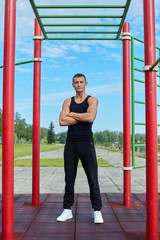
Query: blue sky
[{"left": 0, "top": 0, "right": 160, "bottom": 134}]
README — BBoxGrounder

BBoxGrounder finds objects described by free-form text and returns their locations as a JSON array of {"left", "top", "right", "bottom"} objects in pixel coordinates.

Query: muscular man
[{"left": 57, "top": 73, "right": 103, "bottom": 224}]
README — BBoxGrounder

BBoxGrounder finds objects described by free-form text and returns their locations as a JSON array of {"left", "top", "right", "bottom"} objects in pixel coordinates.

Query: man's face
[{"left": 72, "top": 76, "right": 87, "bottom": 93}]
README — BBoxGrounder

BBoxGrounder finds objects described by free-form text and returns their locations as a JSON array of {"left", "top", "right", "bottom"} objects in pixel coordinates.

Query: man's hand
[{"left": 68, "top": 97, "right": 98, "bottom": 123}]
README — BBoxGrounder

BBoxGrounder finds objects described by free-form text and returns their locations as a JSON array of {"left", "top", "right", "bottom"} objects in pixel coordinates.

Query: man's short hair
[{"left": 72, "top": 73, "right": 86, "bottom": 82}]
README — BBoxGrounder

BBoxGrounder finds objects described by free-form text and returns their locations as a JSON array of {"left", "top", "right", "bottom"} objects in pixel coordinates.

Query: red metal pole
[
  {"left": 32, "top": 19, "right": 42, "bottom": 206},
  {"left": 143, "top": 0, "right": 158, "bottom": 239},
  {"left": 2, "top": 0, "right": 16, "bottom": 239},
  {"left": 122, "top": 22, "right": 131, "bottom": 207}
]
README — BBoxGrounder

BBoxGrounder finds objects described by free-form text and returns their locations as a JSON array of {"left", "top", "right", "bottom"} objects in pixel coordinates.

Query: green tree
[
  {"left": 14, "top": 133, "right": 18, "bottom": 142},
  {"left": 118, "top": 131, "right": 123, "bottom": 145},
  {"left": 43, "top": 136, "right": 48, "bottom": 144},
  {"left": 57, "top": 131, "right": 67, "bottom": 143},
  {"left": 47, "top": 121, "right": 56, "bottom": 144},
  {"left": 25, "top": 124, "right": 32, "bottom": 141},
  {"left": 40, "top": 127, "right": 48, "bottom": 140},
  {"left": 14, "top": 112, "right": 27, "bottom": 139}
]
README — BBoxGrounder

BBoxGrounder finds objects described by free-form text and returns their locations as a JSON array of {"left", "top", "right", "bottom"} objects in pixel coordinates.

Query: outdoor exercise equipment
[
  {"left": 32, "top": 19, "right": 42, "bottom": 207},
  {"left": 143, "top": 1, "right": 159, "bottom": 237},
  {"left": 122, "top": 23, "right": 131, "bottom": 207},
  {"left": 2, "top": 0, "right": 16, "bottom": 239},
  {"left": 1, "top": 0, "right": 159, "bottom": 239},
  {"left": 131, "top": 36, "right": 160, "bottom": 169},
  {"left": 29, "top": 0, "right": 131, "bottom": 40}
]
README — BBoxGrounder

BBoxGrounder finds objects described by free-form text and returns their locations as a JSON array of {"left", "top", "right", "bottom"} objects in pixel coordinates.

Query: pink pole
[
  {"left": 143, "top": 0, "right": 158, "bottom": 239},
  {"left": 122, "top": 22, "right": 131, "bottom": 207},
  {"left": 32, "top": 19, "right": 42, "bottom": 206},
  {"left": 2, "top": 0, "right": 16, "bottom": 239}
]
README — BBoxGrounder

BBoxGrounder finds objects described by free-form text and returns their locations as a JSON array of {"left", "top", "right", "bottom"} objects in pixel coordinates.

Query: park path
[
  {"left": 15, "top": 146, "right": 146, "bottom": 168},
  {"left": 10, "top": 147, "right": 160, "bottom": 194}
]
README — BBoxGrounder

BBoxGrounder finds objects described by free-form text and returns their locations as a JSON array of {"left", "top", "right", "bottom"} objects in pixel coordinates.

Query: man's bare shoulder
[
  {"left": 63, "top": 98, "right": 71, "bottom": 107},
  {"left": 88, "top": 96, "right": 98, "bottom": 105}
]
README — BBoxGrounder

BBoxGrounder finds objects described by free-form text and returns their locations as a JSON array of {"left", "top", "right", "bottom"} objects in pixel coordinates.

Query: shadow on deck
[{"left": 0, "top": 193, "right": 159, "bottom": 239}]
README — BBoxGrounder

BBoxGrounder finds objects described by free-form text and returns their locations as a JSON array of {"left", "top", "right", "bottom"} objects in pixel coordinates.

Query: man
[{"left": 57, "top": 73, "right": 103, "bottom": 224}]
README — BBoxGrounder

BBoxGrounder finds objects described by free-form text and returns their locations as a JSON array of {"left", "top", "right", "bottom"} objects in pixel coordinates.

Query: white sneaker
[
  {"left": 57, "top": 209, "right": 73, "bottom": 222},
  {"left": 94, "top": 211, "right": 104, "bottom": 224}
]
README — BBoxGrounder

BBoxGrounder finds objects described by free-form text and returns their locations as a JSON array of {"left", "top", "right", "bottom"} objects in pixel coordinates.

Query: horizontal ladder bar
[
  {"left": 135, "top": 100, "right": 145, "bottom": 104},
  {"left": 132, "top": 37, "right": 144, "bottom": 44},
  {"left": 46, "top": 31, "right": 117, "bottom": 34},
  {"left": 134, "top": 79, "right": 160, "bottom": 86},
  {"left": 134, "top": 67, "right": 143, "bottom": 73},
  {"left": 135, "top": 144, "right": 146, "bottom": 147},
  {"left": 40, "top": 15, "right": 123, "bottom": 18},
  {"left": 36, "top": 5, "right": 125, "bottom": 9},
  {"left": 134, "top": 57, "right": 144, "bottom": 62},
  {"left": 135, "top": 122, "right": 160, "bottom": 126},
  {"left": 135, "top": 122, "right": 145, "bottom": 126},
  {"left": 46, "top": 37, "right": 117, "bottom": 40},
  {"left": 132, "top": 36, "right": 160, "bottom": 50},
  {"left": 0, "top": 60, "right": 33, "bottom": 68},
  {"left": 133, "top": 165, "right": 146, "bottom": 169},
  {"left": 134, "top": 79, "right": 145, "bottom": 83},
  {"left": 135, "top": 100, "right": 160, "bottom": 106},
  {"left": 43, "top": 23, "right": 120, "bottom": 27}
]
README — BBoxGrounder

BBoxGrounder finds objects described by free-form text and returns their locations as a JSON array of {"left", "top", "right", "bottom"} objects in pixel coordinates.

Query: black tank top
[{"left": 68, "top": 95, "right": 93, "bottom": 139}]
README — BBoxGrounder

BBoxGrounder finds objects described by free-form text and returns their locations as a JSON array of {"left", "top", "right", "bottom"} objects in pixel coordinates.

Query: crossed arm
[
  {"left": 59, "top": 97, "right": 98, "bottom": 126},
  {"left": 59, "top": 98, "right": 78, "bottom": 126}
]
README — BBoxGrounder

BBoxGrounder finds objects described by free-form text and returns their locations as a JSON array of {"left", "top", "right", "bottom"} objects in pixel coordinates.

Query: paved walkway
[{"left": 1, "top": 147, "right": 159, "bottom": 194}]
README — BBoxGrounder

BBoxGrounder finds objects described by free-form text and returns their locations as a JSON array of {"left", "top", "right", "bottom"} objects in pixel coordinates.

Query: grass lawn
[
  {"left": 12, "top": 158, "right": 113, "bottom": 167},
  {"left": 0, "top": 144, "right": 64, "bottom": 161}
]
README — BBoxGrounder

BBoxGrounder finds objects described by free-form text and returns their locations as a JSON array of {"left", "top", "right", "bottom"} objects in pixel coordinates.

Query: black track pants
[{"left": 63, "top": 137, "right": 102, "bottom": 210}]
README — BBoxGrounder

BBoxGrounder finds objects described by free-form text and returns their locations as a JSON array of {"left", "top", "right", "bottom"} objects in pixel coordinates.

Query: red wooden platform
[{"left": 0, "top": 193, "right": 159, "bottom": 240}]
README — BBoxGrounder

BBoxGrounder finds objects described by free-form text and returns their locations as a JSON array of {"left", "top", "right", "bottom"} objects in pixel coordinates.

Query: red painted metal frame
[
  {"left": 143, "top": 0, "right": 158, "bottom": 239},
  {"left": 122, "top": 22, "right": 131, "bottom": 207},
  {"left": 2, "top": 0, "right": 16, "bottom": 239},
  {"left": 32, "top": 19, "right": 42, "bottom": 206}
]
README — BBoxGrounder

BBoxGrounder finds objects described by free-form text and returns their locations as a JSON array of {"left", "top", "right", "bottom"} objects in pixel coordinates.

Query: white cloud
[
  {"left": 87, "top": 71, "right": 122, "bottom": 82},
  {"left": 53, "top": 77, "right": 61, "bottom": 81},
  {"left": 64, "top": 56, "right": 77, "bottom": 60},
  {"left": 16, "top": 40, "right": 34, "bottom": 57},
  {"left": 16, "top": 67, "right": 32, "bottom": 73},
  {"left": 110, "top": 53, "right": 122, "bottom": 62},
  {"left": 127, "top": 0, "right": 143, "bottom": 18},
  {"left": 98, "top": 40, "right": 120, "bottom": 49},
  {"left": 42, "top": 102, "right": 62, "bottom": 107},
  {"left": 88, "top": 72, "right": 105, "bottom": 76},
  {"left": 87, "top": 82, "right": 122, "bottom": 96},
  {"left": 41, "top": 41, "right": 91, "bottom": 60},
  {"left": 14, "top": 80, "right": 123, "bottom": 111},
  {"left": 42, "top": 42, "right": 68, "bottom": 59},
  {"left": 41, "top": 91, "right": 74, "bottom": 101},
  {"left": 51, "top": 65, "right": 61, "bottom": 69},
  {"left": 68, "top": 44, "right": 90, "bottom": 53},
  {"left": 15, "top": 98, "right": 33, "bottom": 111},
  {"left": 42, "top": 82, "right": 122, "bottom": 102}
]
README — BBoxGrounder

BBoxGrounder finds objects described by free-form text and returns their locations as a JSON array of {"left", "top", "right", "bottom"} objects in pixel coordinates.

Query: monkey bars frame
[{"left": 29, "top": 0, "right": 131, "bottom": 40}]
